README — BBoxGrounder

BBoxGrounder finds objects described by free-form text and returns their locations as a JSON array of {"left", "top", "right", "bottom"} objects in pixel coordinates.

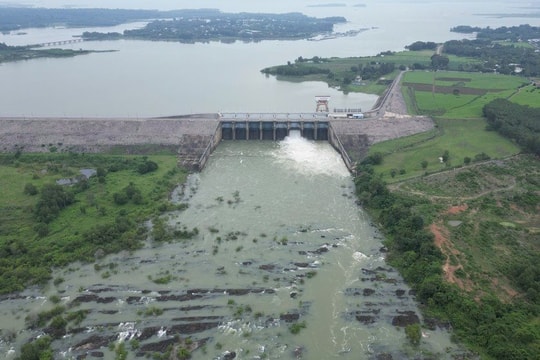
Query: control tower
[{"left": 315, "top": 96, "right": 330, "bottom": 112}]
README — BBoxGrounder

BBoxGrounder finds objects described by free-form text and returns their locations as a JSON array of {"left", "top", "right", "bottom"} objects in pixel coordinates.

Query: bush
[
  {"left": 113, "top": 192, "right": 129, "bottom": 205},
  {"left": 17, "top": 336, "right": 53, "bottom": 360},
  {"left": 405, "top": 323, "right": 421, "bottom": 346},
  {"left": 289, "top": 321, "right": 306, "bottom": 334},
  {"left": 137, "top": 160, "right": 158, "bottom": 174},
  {"left": 24, "top": 183, "right": 38, "bottom": 195},
  {"left": 34, "top": 184, "right": 75, "bottom": 223}
]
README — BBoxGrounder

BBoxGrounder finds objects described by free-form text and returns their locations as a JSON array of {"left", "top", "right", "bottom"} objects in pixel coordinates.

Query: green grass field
[
  {"left": 402, "top": 70, "right": 531, "bottom": 117},
  {"left": 508, "top": 83, "right": 540, "bottom": 106},
  {"left": 369, "top": 118, "right": 521, "bottom": 182}
]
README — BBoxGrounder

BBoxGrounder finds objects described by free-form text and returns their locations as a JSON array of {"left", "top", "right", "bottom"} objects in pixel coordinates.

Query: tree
[
  {"left": 24, "top": 183, "right": 38, "bottom": 196},
  {"left": 431, "top": 54, "right": 449, "bottom": 69},
  {"left": 96, "top": 167, "right": 106, "bottom": 177},
  {"left": 421, "top": 160, "right": 428, "bottom": 169},
  {"left": 442, "top": 150, "right": 450, "bottom": 163},
  {"left": 113, "top": 192, "right": 129, "bottom": 205},
  {"left": 464, "top": 156, "right": 471, "bottom": 165},
  {"left": 363, "top": 152, "right": 384, "bottom": 165},
  {"left": 34, "top": 184, "right": 75, "bottom": 223},
  {"left": 16, "top": 336, "right": 53, "bottom": 360},
  {"left": 137, "top": 160, "right": 158, "bottom": 174}
]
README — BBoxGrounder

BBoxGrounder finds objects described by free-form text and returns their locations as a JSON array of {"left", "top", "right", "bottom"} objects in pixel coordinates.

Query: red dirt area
[
  {"left": 445, "top": 204, "right": 468, "bottom": 215},
  {"left": 492, "top": 278, "right": 518, "bottom": 300},
  {"left": 430, "top": 222, "right": 472, "bottom": 291}
]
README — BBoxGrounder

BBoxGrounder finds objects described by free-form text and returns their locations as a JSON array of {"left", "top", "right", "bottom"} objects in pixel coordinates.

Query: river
[{"left": 1, "top": 136, "right": 460, "bottom": 359}]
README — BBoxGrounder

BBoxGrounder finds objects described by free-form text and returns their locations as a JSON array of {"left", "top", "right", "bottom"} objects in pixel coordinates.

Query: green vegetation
[
  {"left": 262, "top": 54, "right": 403, "bottom": 95},
  {"left": 289, "top": 321, "right": 306, "bottom": 334},
  {"left": 355, "top": 61, "right": 539, "bottom": 358},
  {"left": 0, "top": 42, "right": 92, "bottom": 64},
  {"left": 402, "top": 70, "right": 529, "bottom": 118},
  {"left": 355, "top": 153, "right": 540, "bottom": 359},
  {"left": 262, "top": 25, "right": 540, "bottom": 96},
  {"left": 15, "top": 336, "right": 53, "bottom": 360},
  {"left": 0, "top": 153, "right": 187, "bottom": 294},
  {"left": 368, "top": 118, "right": 520, "bottom": 182},
  {"left": 405, "top": 323, "right": 422, "bottom": 346},
  {"left": 84, "top": 11, "right": 346, "bottom": 43},
  {"left": 261, "top": 49, "right": 488, "bottom": 95},
  {"left": 483, "top": 98, "right": 540, "bottom": 154},
  {"left": 351, "top": 27, "right": 540, "bottom": 357}
]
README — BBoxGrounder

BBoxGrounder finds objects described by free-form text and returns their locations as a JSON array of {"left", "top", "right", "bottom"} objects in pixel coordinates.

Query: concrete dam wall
[{"left": 0, "top": 112, "right": 433, "bottom": 173}]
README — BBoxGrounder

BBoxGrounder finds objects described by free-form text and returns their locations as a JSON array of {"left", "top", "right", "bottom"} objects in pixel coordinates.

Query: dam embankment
[{"left": 0, "top": 112, "right": 434, "bottom": 172}]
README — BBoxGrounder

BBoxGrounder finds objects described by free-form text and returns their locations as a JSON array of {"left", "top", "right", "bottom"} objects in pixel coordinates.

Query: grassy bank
[
  {"left": 0, "top": 153, "right": 187, "bottom": 294},
  {"left": 368, "top": 117, "right": 520, "bottom": 182},
  {"left": 355, "top": 64, "right": 539, "bottom": 357}
]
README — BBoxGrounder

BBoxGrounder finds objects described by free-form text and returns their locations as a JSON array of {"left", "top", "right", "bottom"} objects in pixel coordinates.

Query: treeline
[
  {"left": 261, "top": 63, "right": 331, "bottom": 76},
  {"left": 0, "top": 8, "right": 227, "bottom": 32},
  {"left": 443, "top": 25, "right": 540, "bottom": 76},
  {"left": 354, "top": 155, "right": 540, "bottom": 359},
  {"left": 351, "top": 62, "right": 396, "bottom": 81},
  {"left": 452, "top": 24, "right": 540, "bottom": 42},
  {"left": 81, "top": 31, "right": 122, "bottom": 41},
  {"left": 261, "top": 59, "right": 396, "bottom": 83},
  {"left": 483, "top": 98, "right": 540, "bottom": 155},
  {"left": 443, "top": 38, "right": 540, "bottom": 75},
  {"left": 405, "top": 41, "right": 438, "bottom": 51},
  {"left": 0, "top": 8, "right": 162, "bottom": 32}
]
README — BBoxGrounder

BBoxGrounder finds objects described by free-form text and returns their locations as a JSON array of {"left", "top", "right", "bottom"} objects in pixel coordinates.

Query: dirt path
[{"left": 389, "top": 161, "right": 518, "bottom": 202}]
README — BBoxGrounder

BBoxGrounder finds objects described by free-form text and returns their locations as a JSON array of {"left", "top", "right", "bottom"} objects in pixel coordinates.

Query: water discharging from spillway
[{"left": 0, "top": 134, "right": 460, "bottom": 360}]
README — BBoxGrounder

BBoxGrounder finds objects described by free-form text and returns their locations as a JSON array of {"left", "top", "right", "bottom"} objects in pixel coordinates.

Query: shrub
[
  {"left": 405, "top": 323, "right": 422, "bottom": 346},
  {"left": 23, "top": 183, "right": 38, "bottom": 196},
  {"left": 289, "top": 321, "right": 306, "bottom": 334},
  {"left": 137, "top": 160, "right": 158, "bottom": 174}
]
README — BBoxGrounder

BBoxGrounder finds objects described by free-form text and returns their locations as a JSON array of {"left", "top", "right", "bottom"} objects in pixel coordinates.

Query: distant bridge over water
[{"left": 31, "top": 38, "right": 84, "bottom": 48}]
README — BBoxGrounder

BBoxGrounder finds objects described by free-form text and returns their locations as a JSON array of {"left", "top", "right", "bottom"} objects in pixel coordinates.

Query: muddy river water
[{"left": 0, "top": 136, "right": 461, "bottom": 359}]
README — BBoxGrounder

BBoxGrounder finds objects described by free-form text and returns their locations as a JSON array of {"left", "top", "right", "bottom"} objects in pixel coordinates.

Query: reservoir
[{"left": 0, "top": 1, "right": 530, "bottom": 117}]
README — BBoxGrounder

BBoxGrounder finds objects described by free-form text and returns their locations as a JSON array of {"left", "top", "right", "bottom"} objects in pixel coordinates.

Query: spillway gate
[{"left": 219, "top": 113, "right": 330, "bottom": 141}]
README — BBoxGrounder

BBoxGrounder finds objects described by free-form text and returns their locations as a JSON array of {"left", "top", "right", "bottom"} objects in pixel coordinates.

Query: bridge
[{"left": 30, "top": 38, "right": 84, "bottom": 48}]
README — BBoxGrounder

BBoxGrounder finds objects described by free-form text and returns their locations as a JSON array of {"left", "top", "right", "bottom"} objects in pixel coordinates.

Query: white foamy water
[{"left": 273, "top": 131, "right": 351, "bottom": 178}]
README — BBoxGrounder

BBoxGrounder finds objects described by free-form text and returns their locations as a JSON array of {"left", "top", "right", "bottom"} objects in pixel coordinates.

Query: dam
[
  {"left": 0, "top": 72, "right": 435, "bottom": 172},
  {"left": 0, "top": 110, "right": 434, "bottom": 173}
]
